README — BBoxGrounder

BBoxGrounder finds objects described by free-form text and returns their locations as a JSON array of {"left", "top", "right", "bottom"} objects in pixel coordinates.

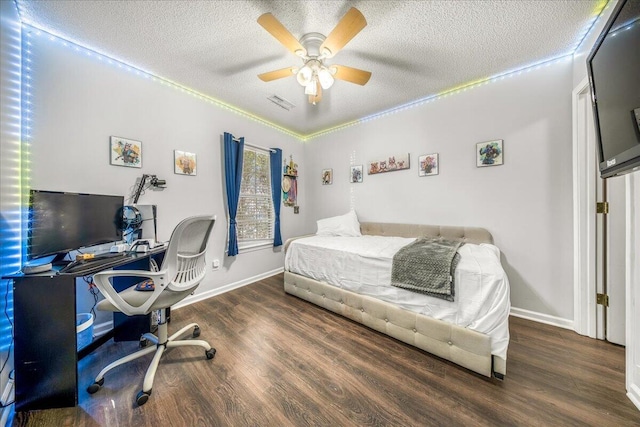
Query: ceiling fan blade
[
  {"left": 257, "top": 13, "right": 306, "bottom": 56},
  {"left": 309, "top": 81, "right": 322, "bottom": 104},
  {"left": 258, "top": 67, "right": 297, "bottom": 82},
  {"left": 320, "top": 7, "right": 367, "bottom": 58},
  {"left": 332, "top": 65, "right": 372, "bottom": 86}
]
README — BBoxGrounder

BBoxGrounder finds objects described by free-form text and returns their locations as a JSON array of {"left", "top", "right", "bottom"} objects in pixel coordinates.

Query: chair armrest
[{"left": 92, "top": 269, "right": 168, "bottom": 316}]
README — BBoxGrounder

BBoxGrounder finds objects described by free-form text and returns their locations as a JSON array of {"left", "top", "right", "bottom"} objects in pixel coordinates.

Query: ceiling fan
[{"left": 257, "top": 7, "right": 372, "bottom": 105}]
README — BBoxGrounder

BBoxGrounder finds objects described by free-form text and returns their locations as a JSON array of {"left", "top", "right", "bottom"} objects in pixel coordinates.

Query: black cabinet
[
  {"left": 13, "top": 275, "right": 77, "bottom": 411},
  {"left": 7, "top": 248, "right": 165, "bottom": 412}
]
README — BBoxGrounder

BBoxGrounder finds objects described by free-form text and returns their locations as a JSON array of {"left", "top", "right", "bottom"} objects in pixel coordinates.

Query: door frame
[{"left": 572, "top": 76, "right": 598, "bottom": 338}]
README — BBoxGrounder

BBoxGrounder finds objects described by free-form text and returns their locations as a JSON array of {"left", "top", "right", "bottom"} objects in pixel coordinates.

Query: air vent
[{"left": 267, "top": 95, "right": 295, "bottom": 111}]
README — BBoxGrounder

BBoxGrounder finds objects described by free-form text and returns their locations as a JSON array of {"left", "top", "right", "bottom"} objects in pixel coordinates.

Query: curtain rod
[{"left": 233, "top": 137, "right": 276, "bottom": 153}]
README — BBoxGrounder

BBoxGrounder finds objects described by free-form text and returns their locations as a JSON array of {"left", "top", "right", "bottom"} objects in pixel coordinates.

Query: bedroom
[{"left": 0, "top": 0, "right": 639, "bottom": 425}]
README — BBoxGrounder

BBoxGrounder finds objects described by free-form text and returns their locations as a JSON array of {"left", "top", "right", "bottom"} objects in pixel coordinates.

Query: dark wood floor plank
[{"left": 12, "top": 273, "right": 640, "bottom": 426}]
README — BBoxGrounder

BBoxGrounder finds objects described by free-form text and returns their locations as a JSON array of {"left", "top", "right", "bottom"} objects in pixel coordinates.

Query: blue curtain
[
  {"left": 224, "top": 132, "right": 244, "bottom": 256},
  {"left": 270, "top": 148, "right": 283, "bottom": 247}
]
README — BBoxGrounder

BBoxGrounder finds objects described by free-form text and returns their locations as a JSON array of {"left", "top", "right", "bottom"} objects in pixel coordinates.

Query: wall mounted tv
[
  {"left": 28, "top": 190, "right": 124, "bottom": 261},
  {"left": 587, "top": 0, "right": 640, "bottom": 178}
]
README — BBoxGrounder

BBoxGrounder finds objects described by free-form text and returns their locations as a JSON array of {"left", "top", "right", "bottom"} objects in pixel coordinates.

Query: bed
[{"left": 283, "top": 219, "right": 510, "bottom": 379}]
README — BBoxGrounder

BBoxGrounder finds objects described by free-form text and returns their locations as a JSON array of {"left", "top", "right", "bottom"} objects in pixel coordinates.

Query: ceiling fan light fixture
[
  {"left": 296, "top": 64, "right": 313, "bottom": 86},
  {"left": 317, "top": 67, "right": 334, "bottom": 89},
  {"left": 304, "top": 81, "right": 318, "bottom": 96}
]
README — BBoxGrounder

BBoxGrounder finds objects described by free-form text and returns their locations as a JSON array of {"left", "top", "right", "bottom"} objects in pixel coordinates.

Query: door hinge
[
  {"left": 596, "top": 293, "right": 609, "bottom": 307},
  {"left": 596, "top": 202, "right": 609, "bottom": 214}
]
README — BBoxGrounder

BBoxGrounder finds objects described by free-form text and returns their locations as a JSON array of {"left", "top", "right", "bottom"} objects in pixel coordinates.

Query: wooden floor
[{"left": 12, "top": 273, "right": 639, "bottom": 426}]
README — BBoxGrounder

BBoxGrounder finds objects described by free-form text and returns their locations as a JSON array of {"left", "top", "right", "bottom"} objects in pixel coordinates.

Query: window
[{"left": 237, "top": 147, "right": 273, "bottom": 248}]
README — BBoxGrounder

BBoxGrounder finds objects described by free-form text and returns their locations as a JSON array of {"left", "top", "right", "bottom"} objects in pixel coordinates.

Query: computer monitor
[{"left": 27, "top": 190, "right": 124, "bottom": 261}]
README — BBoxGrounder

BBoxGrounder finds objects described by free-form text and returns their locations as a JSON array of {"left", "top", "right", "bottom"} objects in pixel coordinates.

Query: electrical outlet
[{"left": 212, "top": 259, "right": 220, "bottom": 270}]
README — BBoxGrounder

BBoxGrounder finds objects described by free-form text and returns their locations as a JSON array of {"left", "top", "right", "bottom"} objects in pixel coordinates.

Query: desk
[{"left": 5, "top": 248, "right": 165, "bottom": 412}]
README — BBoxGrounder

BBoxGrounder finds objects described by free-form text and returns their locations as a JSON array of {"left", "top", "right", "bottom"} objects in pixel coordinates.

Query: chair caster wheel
[
  {"left": 193, "top": 326, "right": 201, "bottom": 338},
  {"left": 139, "top": 337, "right": 150, "bottom": 348},
  {"left": 87, "top": 378, "right": 104, "bottom": 394},
  {"left": 206, "top": 348, "right": 216, "bottom": 359},
  {"left": 136, "top": 389, "right": 151, "bottom": 406}
]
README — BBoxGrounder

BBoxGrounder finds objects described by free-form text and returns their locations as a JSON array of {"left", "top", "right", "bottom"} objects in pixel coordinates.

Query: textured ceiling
[{"left": 17, "top": 0, "right": 604, "bottom": 137}]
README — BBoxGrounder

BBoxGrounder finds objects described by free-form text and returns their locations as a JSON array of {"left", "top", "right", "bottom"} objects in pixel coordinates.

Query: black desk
[{"left": 4, "top": 248, "right": 165, "bottom": 412}]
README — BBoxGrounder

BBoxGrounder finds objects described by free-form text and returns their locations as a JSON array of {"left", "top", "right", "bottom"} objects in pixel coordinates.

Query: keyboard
[{"left": 59, "top": 252, "right": 128, "bottom": 274}]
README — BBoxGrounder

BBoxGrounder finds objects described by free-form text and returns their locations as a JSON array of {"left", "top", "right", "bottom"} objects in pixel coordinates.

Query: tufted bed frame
[{"left": 283, "top": 222, "right": 507, "bottom": 380}]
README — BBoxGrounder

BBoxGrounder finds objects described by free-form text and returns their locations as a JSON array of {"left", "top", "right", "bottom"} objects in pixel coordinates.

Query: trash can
[{"left": 76, "top": 313, "right": 94, "bottom": 351}]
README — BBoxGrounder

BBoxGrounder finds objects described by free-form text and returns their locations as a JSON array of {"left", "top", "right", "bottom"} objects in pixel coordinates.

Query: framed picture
[
  {"left": 322, "top": 168, "right": 333, "bottom": 185},
  {"left": 110, "top": 136, "right": 142, "bottom": 168},
  {"left": 476, "top": 139, "right": 503, "bottom": 167},
  {"left": 174, "top": 150, "right": 197, "bottom": 175},
  {"left": 368, "top": 153, "right": 410, "bottom": 174},
  {"left": 419, "top": 153, "right": 439, "bottom": 176},
  {"left": 350, "top": 165, "right": 363, "bottom": 183}
]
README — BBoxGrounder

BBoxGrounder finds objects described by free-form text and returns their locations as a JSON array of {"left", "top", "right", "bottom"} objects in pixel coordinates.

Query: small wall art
[
  {"left": 476, "top": 139, "right": 503, "bottom": 167},
  {"left": 110, "top": 136, "right": 142, "bottom": 168},
  {"left": 350, "top": 165, "right": 363, "bottom": 183},
  {"left": 419, "top": 153, "right": 439, "bottom": 176},
  {"left": 322, "top": 168, "right": 333, "bottom": 185},
  {"left": 368, "top": 153, "right": 410, "bottom": 175},
  {"left": 174, "top": 150, "right": 197, "bottom": 175},
  {"left": 282, "top": 175, "right": 297, "bottom": 206}
]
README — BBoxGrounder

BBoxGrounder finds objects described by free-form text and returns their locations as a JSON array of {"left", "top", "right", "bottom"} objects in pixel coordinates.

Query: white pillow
[{"left": 316, "top": 210, "right": 362, "bottom": 237}]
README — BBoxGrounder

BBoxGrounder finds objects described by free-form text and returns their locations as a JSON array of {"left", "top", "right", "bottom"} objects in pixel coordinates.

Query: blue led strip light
[
  {"left": 305, "top": 54, "right": 575, "bottom": 140},
  {"left": 18, "top": 0, "right": 610, "bottom": 141},
  {"left": 15, "top": 1, "right": 615, "bottom": 143},
  {"left": 21, "top": 23, "right": 305, "bottom": 141},
  {"left": 0, "top": 6, "right": 24, "bottom": 382}
]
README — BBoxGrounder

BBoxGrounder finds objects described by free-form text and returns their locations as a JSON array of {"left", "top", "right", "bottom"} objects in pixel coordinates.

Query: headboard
[
  {"left": 359, "top": 222, "right": 493, "bottom": 245},
  {"left": 284, "top": 222, "right": 494, "bottom": 252}
]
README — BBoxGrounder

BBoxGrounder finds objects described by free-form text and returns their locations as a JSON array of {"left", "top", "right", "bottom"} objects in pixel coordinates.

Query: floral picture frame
[{"left": 350, "top": 165, "right": 363, "bottom": 183}]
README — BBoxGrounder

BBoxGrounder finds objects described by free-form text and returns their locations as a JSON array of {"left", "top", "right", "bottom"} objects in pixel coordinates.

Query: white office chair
[{"left": 87, "top": 215, "right": 216, "bottom": 406}]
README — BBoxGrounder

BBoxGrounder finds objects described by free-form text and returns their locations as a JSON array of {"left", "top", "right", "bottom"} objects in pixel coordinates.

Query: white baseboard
[
  {"left": 172, "top": 267, "right": 284, "bottom": 310},
  {"left": 510, "top": 307, "right": 574, "bottom": 330},
  {"left": 90, "top": 268, "right": 284, "bottom": 334},
  {"left": 628, "top": 384, "right": 640, "bottom": 411}
]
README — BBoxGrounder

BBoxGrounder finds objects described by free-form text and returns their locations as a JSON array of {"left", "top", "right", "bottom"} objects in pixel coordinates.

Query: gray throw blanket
[{"left": 391, "top": 238, "right": 463, "bottom": 301}]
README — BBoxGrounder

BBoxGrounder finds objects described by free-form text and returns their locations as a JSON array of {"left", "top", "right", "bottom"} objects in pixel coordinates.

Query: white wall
[
  {"left": 27, "top": 31, "right": 308, "bottom": 321},
  {"left": 304, "top": 60, "right": 575, "bottom": 320}
]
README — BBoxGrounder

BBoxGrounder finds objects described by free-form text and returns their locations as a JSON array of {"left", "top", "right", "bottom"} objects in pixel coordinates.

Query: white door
[
  {"left": 605, "top": 176, "right": 626, "bottom": 345},
  {"left": 592, "top": 100, "right": 626, "bottom": 346}
]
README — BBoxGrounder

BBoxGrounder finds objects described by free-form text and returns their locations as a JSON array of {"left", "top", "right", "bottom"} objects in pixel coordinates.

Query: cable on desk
[{"left": 83, "top": 276, "right": 100, "bottom": 318}]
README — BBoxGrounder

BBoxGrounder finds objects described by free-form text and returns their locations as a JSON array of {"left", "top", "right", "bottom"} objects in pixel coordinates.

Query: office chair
[{"left": 87, "top": 215, "right": 216, "bottom": 406}]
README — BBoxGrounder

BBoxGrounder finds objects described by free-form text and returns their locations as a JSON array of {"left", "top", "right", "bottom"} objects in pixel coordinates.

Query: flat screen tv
[
  {"left": 587, "top": 0, "right": 640, "bottom": 178},
  {"left": 27, "top": 190, "right": 124, "bottom": 261}
]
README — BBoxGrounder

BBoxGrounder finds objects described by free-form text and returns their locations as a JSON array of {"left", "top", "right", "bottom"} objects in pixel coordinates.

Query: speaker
[{"left": 22, "top": 263, "right": 52, "bottom": 275}]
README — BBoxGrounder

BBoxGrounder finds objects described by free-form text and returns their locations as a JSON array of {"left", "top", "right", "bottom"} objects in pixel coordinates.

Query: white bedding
[{"left": 284, "top": 235, "right": 510, "bottom": 359}]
